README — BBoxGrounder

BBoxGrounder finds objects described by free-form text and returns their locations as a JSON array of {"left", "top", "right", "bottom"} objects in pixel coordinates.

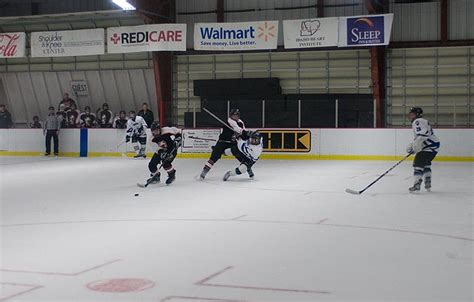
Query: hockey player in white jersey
[
  {"left": 126, "top": 110, "right": 148, "bottom": 159},
  {"left": 223, "top": 131, "right": 263, "bottom": 181},
  {"left": 406, "top": 107, "right": 440, "bottom": 193}
]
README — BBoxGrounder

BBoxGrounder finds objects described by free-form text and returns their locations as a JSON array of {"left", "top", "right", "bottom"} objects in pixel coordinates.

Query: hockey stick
[
  {"left": 137, "top": 163, "right": 163, "bottom": 188},
  {"left": 188, "top": 135, "right": 217, "bottom": 142},
  {"left": 187, "top": 135, "right": 232, "bottom": 143},
  {"left": 345, "top": 153, "right": 412, "bottom": 195},
  {"left": 202, "top": 107, "right": 237, "bottom": 133},
  {"left": 137, "top": 145, "right": 178, "bottom": 188}
]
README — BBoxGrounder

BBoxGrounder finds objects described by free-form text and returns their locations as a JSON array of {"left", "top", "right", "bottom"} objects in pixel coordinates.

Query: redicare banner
[
  {"left": 107, "top": 24, "right": 186, "bottom": 53},
  {"left": 194, "top": 21, "right": 278, "bottom": 51},
  {"left": 283, "top": 18, "right": 339, "bottom": 49},
  {"left": 338, "top": 13, "right": 393, "bottom": 47},
  {"left": 31, "top": 29, "right": 104, "bottom": 57},
  {"left": 0, "top": 32, "right": 26, "bottom": 58}
]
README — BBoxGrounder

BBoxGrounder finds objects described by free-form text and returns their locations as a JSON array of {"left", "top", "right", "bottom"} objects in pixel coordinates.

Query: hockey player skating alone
[
  {"left": 146, "top": 122, "right": 182, "bottom": 185},
  {"left": 200, "top": 108, "right": 250, "bottom": 180},
  {"left": 406, "top": 107, "right": 440, "bottom": 193},
  {"left": 126, "top": 110, "right": 148, "bottom": 159},
  {"left": 223, "top": 131, "right": 263, "bottom": 181}
]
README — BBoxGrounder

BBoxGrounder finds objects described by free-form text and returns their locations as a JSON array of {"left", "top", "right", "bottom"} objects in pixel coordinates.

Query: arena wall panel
[{"left": 0, "top": 128, "right": 472, "bottom": 161}]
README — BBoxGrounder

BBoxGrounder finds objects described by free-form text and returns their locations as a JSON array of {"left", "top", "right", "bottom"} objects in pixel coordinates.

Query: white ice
[{"left": 0, "top": 156, "right": 473, "bottom": 302}]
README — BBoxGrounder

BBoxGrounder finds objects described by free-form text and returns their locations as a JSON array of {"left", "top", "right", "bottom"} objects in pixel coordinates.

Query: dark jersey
[
  {"left": 79, "top": 113, "right": 97, "bottom": 128},
  {"left": 219, "top": 118, "right": 245, "bottom": 141},
  {"left": 66, "top": 110, "right": 79, "bottom": 128},
  {"left": 114, "top": 118, "right": 128, "bottom": 129},
  {"left": 98, "top": 110, "right": 113, "bottom": 128},
  {"left": 152, "top": 127, "right": 182, "bottom": 155}
]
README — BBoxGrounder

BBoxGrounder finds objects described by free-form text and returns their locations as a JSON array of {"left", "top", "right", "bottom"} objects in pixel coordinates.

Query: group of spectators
[
  {"left": 0, "top": 93, "right": 155, "bottom": 129},
  {"left": 40, "top": 93, "right": 155, "bottom": 129}
]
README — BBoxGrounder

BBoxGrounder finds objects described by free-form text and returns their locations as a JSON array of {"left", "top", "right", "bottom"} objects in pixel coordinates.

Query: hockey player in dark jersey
[
  {"left": 146, "top": 122, "right": 182, "bottom": 185},
  {"left": 199, "top": 108, "right": 250, "bottom": 180}
]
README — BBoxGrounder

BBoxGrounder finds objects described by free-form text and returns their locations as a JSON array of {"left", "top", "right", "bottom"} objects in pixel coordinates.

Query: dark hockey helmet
[
  {"left": 409, "top": 107, "right": 423, "bottom": 118},
  {"left": 249, "top": 131, "right": 262, "bottom": 145},
  {"left": 229, "top": 108, "right": 240, "bottom": 117},
  {"left": 150, "top": 121, "right": 161, "bottom": 131}
]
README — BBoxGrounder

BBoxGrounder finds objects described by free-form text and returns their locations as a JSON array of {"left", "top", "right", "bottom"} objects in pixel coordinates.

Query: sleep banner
[
  {"left": 338, "top": 13, "right": 393, "bottom": 47},
  {"left": 194, "top": 21, "right": 278, "bottom": 51}
]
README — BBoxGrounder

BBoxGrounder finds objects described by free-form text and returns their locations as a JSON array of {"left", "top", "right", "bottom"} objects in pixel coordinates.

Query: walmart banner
[
  {"left": 194, "top": 21, "right": 278, "bottom": 51},
  {"left": 283, "top": 18, "right": 339, "bottom": 49},
  {"left": 338, "top": 14, "right": 393, "bottom": 47}
]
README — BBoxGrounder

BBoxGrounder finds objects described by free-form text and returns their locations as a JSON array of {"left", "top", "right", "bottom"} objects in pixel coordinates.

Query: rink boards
[{"left": 0, "top": 128, "right": 472, "bottom": 161}]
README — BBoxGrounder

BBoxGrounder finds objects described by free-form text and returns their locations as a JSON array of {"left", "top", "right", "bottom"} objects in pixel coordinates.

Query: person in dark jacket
[
  {"left": 44, "top": 106, "right": 61, "bottom": 156},
  {"left": 66, "top": 103, "right": 80, "bottom": 128},
  {"left": 79, "top": 106, "right": 97, "bottom": 128},
  {"left": 58, "top": 93, "right": 76, "bottom": 112},
  {"left": 0, "top": 104, "right": 13, "bottom": 128},
  {"left": 97, "top": 103, "right": 114, "bottom": 128},
  {"left": 138, "top": 103, "right": 154, "bottom": 127},
  {"left": 30, "top": 115, "right": 42, "bottom": 128},
  {"left": 113, "top": 110, "right": 128, "bottom": 129}
]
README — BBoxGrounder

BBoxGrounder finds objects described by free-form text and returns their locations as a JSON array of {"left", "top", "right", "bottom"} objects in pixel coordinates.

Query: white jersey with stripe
[
  {"left": 412, "top": 118, "right": 440, "bottom": 153},
  {"left": 237, "top": 138, "right": 263, "bottom": 162},
  {"left": 228, "top": 118, "right": 245, "bottom": 134},
  {"left": 126, "top": 116, "right": 148, "bottom": 137}
]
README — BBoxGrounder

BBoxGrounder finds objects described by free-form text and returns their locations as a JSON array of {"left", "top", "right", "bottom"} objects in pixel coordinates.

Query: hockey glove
[
  {"left": 125, "top": 136, "right": 131, "bottom": 143},
  {"left": 406, "top": 143, "right": 414, "bottom": 154},
  {"left": 174, "top": 136, "right": 182, "bottom": 148}
]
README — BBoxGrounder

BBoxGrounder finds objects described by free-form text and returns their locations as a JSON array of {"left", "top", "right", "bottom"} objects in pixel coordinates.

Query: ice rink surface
[{"left": 1, "top": 156, "right": 472, "bottom": 302}]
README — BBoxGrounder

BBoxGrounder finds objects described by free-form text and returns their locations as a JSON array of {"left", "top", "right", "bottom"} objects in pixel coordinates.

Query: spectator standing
[
  {"left": 113, "top": 110, "right": 128, "bottom": 129},
  {"left": 138, "top": 103, "right": 154, "bottom": 127},
  {"left": 0, "top": 104, "right": 13, "bottom": 128},
  {"left": 97, "top": 103, "right": 114, "bottom": 128},
  {"left": 30, "top": 115, "right": 42, "bottom": 128},
  {"left": 58, "top": 93, "right": 76, "bottom": 111},
  {"left": 44, "top": 106, "right": 61, "bottom": 156},
  {"left": 79, "top": 106, "right": 97, "bottom": 128}
]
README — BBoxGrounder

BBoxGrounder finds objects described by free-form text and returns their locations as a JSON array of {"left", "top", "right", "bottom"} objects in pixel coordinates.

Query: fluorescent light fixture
[{"left": 112, "top": 0, "right": 136, "bottom": 10}]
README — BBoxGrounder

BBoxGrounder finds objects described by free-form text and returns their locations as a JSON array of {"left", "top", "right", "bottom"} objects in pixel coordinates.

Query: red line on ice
[
  {"left": 0, "top": 259, "right": 121, "bottom": 276},
  {"left": 0, "top": 282, "right": 43, "bottom": 301},
  {"left": 195, "top": 266, "right": 330, "bottom": 294}
]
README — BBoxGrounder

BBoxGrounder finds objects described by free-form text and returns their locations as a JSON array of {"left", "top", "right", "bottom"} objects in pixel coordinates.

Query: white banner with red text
[
  {"left": 0, "top": 32, "right": 26, "bottom": 58},
  {"left": 107, "top": 24, "right": 187, "bottom": 53}
]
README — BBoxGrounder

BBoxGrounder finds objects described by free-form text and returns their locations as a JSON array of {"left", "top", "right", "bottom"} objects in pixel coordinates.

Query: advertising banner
[
  {"left": 194, "top": 21, "right": 278, "bottom": 51},
  {"left": 0, "top": 32, "right": 26, "bottom": 58},
  {"left": 31, "top": 28, "right": 104, "bottom": 57},
  {"left": 107, "top": 24, "right": 186, "bottom": 53},
  {"left": 283, "top": 18, "right": 339, "bottom": 49},
  {"left": 182, "top": 129, "right": 221, "bottom": 153},
  {"left": 338, "top": 14, "right": 394, "bottom": 47}
]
